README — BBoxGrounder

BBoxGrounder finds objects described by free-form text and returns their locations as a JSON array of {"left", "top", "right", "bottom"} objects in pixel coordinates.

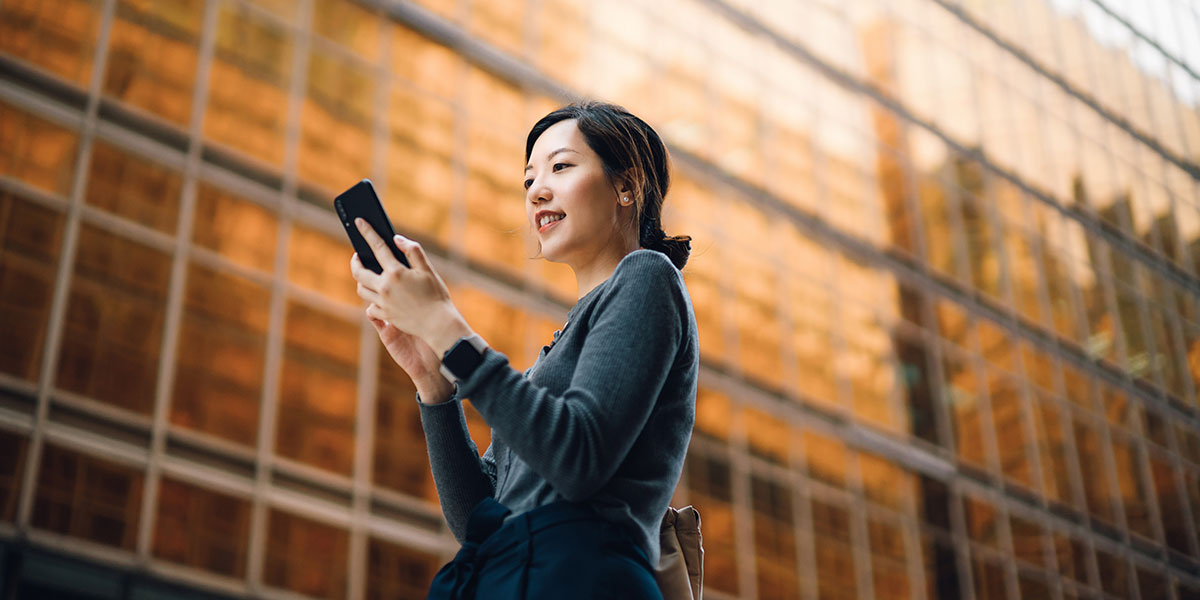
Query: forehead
[{"left": 529, "top": 118, "right": 586, "bottom": 157}]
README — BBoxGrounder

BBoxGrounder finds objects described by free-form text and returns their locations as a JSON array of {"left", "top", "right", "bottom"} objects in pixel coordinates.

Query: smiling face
[{"left": 524, "top": 119, "right": 635, "bottom": 265}]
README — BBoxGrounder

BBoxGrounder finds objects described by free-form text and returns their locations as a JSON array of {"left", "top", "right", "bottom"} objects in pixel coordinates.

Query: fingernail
[{"left": 355, "top": 218, "right": 364, "bottom": 228}]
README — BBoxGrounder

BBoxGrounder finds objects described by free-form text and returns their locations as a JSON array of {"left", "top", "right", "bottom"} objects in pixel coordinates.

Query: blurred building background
[{"left": 0, "top": 0, "right": 1198, "bottom": 598}]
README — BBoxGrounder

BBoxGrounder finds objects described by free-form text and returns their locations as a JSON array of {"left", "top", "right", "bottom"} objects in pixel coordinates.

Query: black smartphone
[{"left": 334, "top": 179, "right": 410, "bottom": 273}]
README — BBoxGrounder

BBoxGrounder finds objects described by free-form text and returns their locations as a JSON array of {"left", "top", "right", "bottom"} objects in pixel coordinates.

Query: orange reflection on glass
[
  {"left": 392, "top": 24, "right": 461, "bottom": 99},
  {"left": 152, "top": 477, "right": 250, "bottom": 577},
  {"left": 467, "top": 0, "right": 522, "bottom": 55},
  {"left": 103, "top": 0, "right": 202, "bottom": 125},
  {"left": 171, "top": 262, "right": 268, "bottom": 447},
  {"left": 943, "top": 343, "right": 987, "bottom": 468},
  {"left": 685, "top": 450, "right": 738, "bottom": 594},
  {"left": 298, "top": 48, "right": 374, "bottom": 192},
  {"left": 0, "top": 430, "right": 28, "bottom": 523},
  {"left": 0, "top": 101, "right": 80, "bottom": 196},
  {"left": 32, "top": 443, "right": 143, "bottom": 550},
  {"left": 192, "top": 182, "right": 277, "bottom": 273},
  {"left": 868, "top": 516, "right": 910, "bottom": 600},
  {"left": 1073, "top": 416, "right": 1116, "bottom": 525},
  {"left": 463, "top": 68, "right": 527, "bottom": 279},
  {"left": 373, "top": 344, "right": 437, "bottom": 502},
  {"left": 264, "top": 509, "right": 349, "bottom": 599},
  {"left": 0, "top": 192, "right": 64, "bottom": 382},
  {"left": 682, "top": 244, "right": 728, "bottom": 368},
  {"left": 85, "top": 141, "right": 182, "bottom": 233},
  {"left": 804, "top": 430, "right": 848, "bottom": 489},
  {"left": 986, "top": 369, "right": 1032, "bottom": 489},
  {"left": 530, "top": 0, "right": 586, "bottom": 90},
  {"left": 277, "top": 300, "right": 358, "bottom": 475},
  {"left": 385, "top": 86, "right": 455, "bottom": 248},
  {"left": 744, "top": 406, "right": 790, "bottom": 465},
  {"left": 751, "top": 474, "right": 800, "bottom": 599},
  {"left": 450, "top": 283, "right": 531, "bottom": 368},
  {"left": 859, "top": 452, "right": 911, "bottom": 511},
  {"left": 812, "top": 498, "right": 857, "bottom": 600},
  {"left": 1110, "top": 435, "right": 1156, "bottom": 540},
  {"left": 57, "top": 224, "right": 171, "bottom": 414},
  {"left": 287, "top": 222, "right": 359, "bottom": 306},
  {"left": 730, "top": 248, "right": 784, "bottom": 391},
  {"left": 0, "top": 0, "right": 100, "bottom": 86},
  {"left": 366, "top": 537, "right": 441, "bottom": 599},
  {"left": 1030, "top": 393, "right": 1074, "bottom": 509},
  {"left": 312, "top": 0, "right": 379, "bottom": 59},
  {"left": 694, "top": 386, "right": 732, "bottom": 441},
  {"left": 205, "top": 4, "right": 292, "bottom": 166}
]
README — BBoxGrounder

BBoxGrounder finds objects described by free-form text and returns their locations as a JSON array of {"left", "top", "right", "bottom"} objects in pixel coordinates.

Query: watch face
[{"left": 443, "top": 337, "right": 485, "bottom": 381}]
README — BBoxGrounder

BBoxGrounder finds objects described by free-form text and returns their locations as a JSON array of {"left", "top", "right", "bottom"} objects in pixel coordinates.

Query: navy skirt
[{"left": 427, "top": 497, "right": 663, "bottom": 600}]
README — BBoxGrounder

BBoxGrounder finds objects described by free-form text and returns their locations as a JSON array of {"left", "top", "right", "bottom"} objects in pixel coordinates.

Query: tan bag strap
[{"left": 654, "top": 505, "right": 704, "bottom": 600}]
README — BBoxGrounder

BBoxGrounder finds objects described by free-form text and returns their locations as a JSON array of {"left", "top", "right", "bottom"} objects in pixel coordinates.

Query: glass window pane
[
  {"left": 204, "top": 3, "right": 293, "bottom": 166},
  {"left": 85, "top": 141, "right": 182, "bottom": 233},
  {"left": 970, "top": 553, "right": 1008, "bottom": 600},
  {"left": 988, "top": 370, "right": 1032, "bottom": 489},
  {"left": 103, "top": 0, "right": 203, "bottom": 125},
  {"left": 372, "top": 345, "right": 436, "bottom": 501},
  {"left": 1148, "top": 453, "right": 1191, "bottom": 555},
  {"left": 462, "top": 68, "right": 526, "bottom": 279},
  {"left": 804, "top": 430, "right": 848, "bottom": 489},
  {"left": 751, "top": 474, "right": 799, "bottom": 599},
  {"left": 191, "top": 181, "right": 277, "bottom": 273},
  {"left": 1009, "top": 513, "right": 1046, "bottom": 568},
  {"left": 868, "top": 516, "right": 910, "bottom": 600},
  {"left": 385, "top": 87, "right": 455, "bottom": 248},
  {"left": 685, "top": 450, "right": 738, "bottom": 594},
  {"left": 366, "top": 537, "right": 440, "bottom": 599},
  {"left": 287, "top": 222, "right": 359, "bottom": 306},
  {"left": 0, "top": 0, "right": 101, "bottom": 86},
  {"left": 152, "top": 477, "right": 251, "bottom": 577},
  {"left": 312, "top": 0, "right": 379, "bottom": 58},
  {"left": 693, "top": 386, "right": 732, "bottom": 442},
  {"left": 32, "top": 443, "right": 143, "bottom": 550},
  {"left": 297, "top": 47, "right": 374, "bottom": 194},
  {"left": 963, "top": 494, "right": 1004, "bottom": 550},
  {"left": 391, "top": 24, "right": 461, "bottom": 99},
  {"left": 0, "top": 101, "right": 80, "bottom": 196},
  {"left": 1073, "top": 416, "right": 1116, "bottom": 525},
  {"left": 277, "top": 300, "right": 358, "bottom": 475},
  {"left": 170, "top": 262, "right": 268, "bottom": 447},
  {"left": 56, "top": 224, "right": 171, "bottom": 414},
  {"left": 0, "top": 192, "right": 65, "bottom": 382},
  {"left": 812, "top": 498, "right": 857, "bottom": 600},
  {"left": 1110, "top": 435, "right": 1156, "bottom": 540},
  {"left": 744, "top": 407, "right": 789, "bottom": 465},
  {"left": 0, "top": 430, "right": 28, "bottom": 523},
  {"left": 264, "top": 509, "right": 349, "bottom": 599}
]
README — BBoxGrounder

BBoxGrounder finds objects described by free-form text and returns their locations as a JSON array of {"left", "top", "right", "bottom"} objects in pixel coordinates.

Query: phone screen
[{"left": 334, "top": 179, "right": 410, "bottom": 273}]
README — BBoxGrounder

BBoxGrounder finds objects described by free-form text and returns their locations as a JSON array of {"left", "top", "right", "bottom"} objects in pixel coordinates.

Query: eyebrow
[{"left": 525, "top": 147, "right": 579, "bottom": 172}]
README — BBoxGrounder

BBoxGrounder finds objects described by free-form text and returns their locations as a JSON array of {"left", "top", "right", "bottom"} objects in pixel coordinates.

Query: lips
[{"left": 538, "top": 215, "right": 563, "bottom": 233}]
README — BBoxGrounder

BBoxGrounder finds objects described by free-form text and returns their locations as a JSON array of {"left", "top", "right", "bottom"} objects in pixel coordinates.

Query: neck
[{"left": 571, "top": 238, "right": 640, "bottom": 300}]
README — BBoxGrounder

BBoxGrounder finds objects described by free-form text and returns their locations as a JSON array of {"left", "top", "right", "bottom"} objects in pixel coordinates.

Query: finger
[
  {"left": 366, "top": 303, "right": 388, "bottom": 323},
  {"left": 357, "top": 282, "right": 382, "bottom": 305},
  {"left": 350, "top": 253, "right": 382, "bottom": 289},
  {"left": 355, "top": 218, "right": 405, "bottom": 272},
  {"left": 394, "top": 234, "right": 433, "bottom": 273}
]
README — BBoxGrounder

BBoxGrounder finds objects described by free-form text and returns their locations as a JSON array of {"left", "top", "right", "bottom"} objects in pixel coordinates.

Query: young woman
[{"left": 349, "top": 102, "right": 698, "bottom": 599}]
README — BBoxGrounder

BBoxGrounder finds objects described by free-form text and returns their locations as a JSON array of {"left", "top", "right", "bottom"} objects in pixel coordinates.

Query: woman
[{"left": 349, "top": 102, "right": 698, "bottom": 599}]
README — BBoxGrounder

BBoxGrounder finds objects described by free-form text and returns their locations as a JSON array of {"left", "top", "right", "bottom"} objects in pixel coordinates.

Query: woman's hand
[
  {"left": 365, "top": 309, "right": 454, "bottom": 404},
  {"left": 350, "top": 218, "right": 477, "bottom": 401}
]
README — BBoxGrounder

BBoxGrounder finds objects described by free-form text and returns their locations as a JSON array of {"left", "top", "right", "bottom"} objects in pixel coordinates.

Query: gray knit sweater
[{"left": 416, "top": 249, "right": 699, "bottom": 566}]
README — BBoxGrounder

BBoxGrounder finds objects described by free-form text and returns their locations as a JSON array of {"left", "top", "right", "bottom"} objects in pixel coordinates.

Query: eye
[
  {"left": 552, "top": 162, "right": 571, "bottom": 172},
  {"left": 524, "top": 178, "right": 533, "bottom": 190}
]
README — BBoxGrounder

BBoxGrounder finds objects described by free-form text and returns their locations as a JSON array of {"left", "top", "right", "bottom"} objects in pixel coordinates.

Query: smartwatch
[{"left": 439, "top": 334, "right": 488, "bottom": 384}]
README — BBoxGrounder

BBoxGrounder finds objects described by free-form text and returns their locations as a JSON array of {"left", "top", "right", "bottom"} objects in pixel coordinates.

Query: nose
[{"left": 527, "top": 179, "right": 551, "bottom": 205}]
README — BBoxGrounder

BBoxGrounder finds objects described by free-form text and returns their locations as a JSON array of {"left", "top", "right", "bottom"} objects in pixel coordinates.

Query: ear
[{"left": 613, "top": 168, "right": 636, "bottom": 201}]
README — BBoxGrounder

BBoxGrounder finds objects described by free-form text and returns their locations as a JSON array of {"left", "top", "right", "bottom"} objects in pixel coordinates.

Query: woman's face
[{"left": 524, "top": 119, "right": 631, "bottom": 265}]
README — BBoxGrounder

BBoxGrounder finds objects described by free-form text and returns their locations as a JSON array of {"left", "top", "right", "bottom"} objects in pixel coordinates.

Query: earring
[{"left": 620, "top": 197, "right": 631, "bottom": 205}]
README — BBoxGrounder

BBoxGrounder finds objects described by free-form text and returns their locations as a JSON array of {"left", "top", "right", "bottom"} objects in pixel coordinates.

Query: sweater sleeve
[
  {"left": 454, "top": 251, "right": 685, "bottom": 502},
  {"left": 416, "top": 396, "right": 497, "bottom": 542}
]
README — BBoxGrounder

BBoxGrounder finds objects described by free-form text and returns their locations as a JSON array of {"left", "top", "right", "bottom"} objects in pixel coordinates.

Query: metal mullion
[
  {"left": 727, "top": 400, "right": 758, "bottom": 600},
  {"left": 246, "top": 0, "right": 313, "bottom": 593},
  {"left": 135, "top": 0, "right": 220, "bottom": 564},
  {"left": 844, "top": 450, "right": 875, "bottom": 600},
  {"left": 346, "top": 13, "right": 393, "bottom": 599},
  {"left": 791, "top": 425, "right": 819, "bottom": 600},
  {"left": 16, "top": 0, "right": 118, "bottom": 531}
]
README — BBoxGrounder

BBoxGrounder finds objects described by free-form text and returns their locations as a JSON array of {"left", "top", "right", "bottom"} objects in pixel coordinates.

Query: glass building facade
[{"left": 0, "top": 0, "right": 1198, "bottom": 598}]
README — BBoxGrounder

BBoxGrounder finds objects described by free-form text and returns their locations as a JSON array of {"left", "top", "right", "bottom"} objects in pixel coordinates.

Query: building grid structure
[{"left": 0, "top": 0, "right": 1198, "bottom": 599}]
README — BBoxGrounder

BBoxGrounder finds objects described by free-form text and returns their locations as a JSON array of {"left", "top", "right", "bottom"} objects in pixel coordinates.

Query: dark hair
[{"left": 525, "top": 101, "right": 691, "bottom": 270}]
